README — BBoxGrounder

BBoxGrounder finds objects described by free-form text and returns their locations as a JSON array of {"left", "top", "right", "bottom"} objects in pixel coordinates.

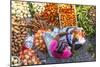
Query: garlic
[{"left": 12, "top": 1, "right": 31, "bottom": 18}]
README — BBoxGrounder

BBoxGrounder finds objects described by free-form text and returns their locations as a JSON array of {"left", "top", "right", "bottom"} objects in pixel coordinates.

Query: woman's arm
[
  {"left": 54, "top": 32, "right": 67, "bottom": 41},
  {"left": 58, "top": 32, "right": 67, "bottom": 37}
]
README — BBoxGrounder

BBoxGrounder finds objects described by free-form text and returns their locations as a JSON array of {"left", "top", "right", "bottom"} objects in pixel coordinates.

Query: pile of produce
[
  {"left": 34, "top": 30, "right": 47, "bottom": 53},
  {"left": 88, "top": 6, "right": 96, "bottom": 26},
  {"left": 40, "top": 3, "right": 60, "bottom": 28},
  {"left": 19, "top": 48, "right": 42, "bottom": 65},
  {"left": 59, "top": 4, "right": 77, "bottom": 28},
  {"left": 39, "top": 4, "right": 77, "bottom": 28},
  {"left": 11, "top": 1, "right": 96, "bottom": 66},
  {"left": 40, "top": 3, "right": 58, "bottom": 23},
  {"left": 11, "top": 16, "right": 28, "bottom": 56},
  {"left": 12, "top": 1, "right": 31, "bottom": 18},
  {"left": 28, "top": 2, "right": 45, "bottom": 18},
  {"left": 76, "top": 5, "right": 96, "bottom": 37}
]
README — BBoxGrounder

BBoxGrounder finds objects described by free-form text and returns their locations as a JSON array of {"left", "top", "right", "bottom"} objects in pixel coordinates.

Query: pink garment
[{"left": 49, "top": 39, "right": 72, "bottom": 59}]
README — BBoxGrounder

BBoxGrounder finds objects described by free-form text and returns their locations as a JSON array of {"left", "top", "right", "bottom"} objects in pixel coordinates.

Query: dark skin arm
[
  {"left": 54, "top": 32, "right": 67, "bottom": 41},
  {"left": 53, "top": 32, "right": 68, "bottom": 53},
  {"left": 54, "top": 32, "right": 75, "bottom": 53}
]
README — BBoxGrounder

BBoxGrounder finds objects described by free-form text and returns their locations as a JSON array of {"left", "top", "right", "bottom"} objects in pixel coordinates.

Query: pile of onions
[
  {"left": 34, "top": 30, "right": 47, "bottom": 53},
  {"left": 19, "top": 48, "right": 42, "bottom": 65}
]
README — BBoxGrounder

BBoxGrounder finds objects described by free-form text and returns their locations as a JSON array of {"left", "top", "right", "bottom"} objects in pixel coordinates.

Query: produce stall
[{"left": 11, "top": 1, "right": 96, "bottom": 66}]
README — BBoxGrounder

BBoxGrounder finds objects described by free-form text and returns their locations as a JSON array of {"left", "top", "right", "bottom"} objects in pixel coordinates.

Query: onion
[
  {"left": 35, "top": 34, "right": 39, "bottom": 38},
  {"left": 28, "top": 60, "right": 32, "bottom": 64},
  {"left": 40, "top": 40, "right": 43, "bottom": 43},
  {"left": 24, "top": 62, "right": 28, "bottom": 65},
  {"left": 35, "top": 43, "right": 39, "bottom": 46},
  {"left": 28, "top": 52, "right": 32, "bottom": 56},
  {"left": 35, "top": 39, "right": 39, "bottom": 43},
  {"left": 25, "top": 54, "right": 30, "bottom": 60}
]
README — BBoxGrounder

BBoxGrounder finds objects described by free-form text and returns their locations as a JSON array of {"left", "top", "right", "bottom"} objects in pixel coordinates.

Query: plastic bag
[
  {"left": 43, "top": 32, "right": 54, "bottom": 57},
  {"left": 24, "top": 34, "right": 34, "bottom": 48}
]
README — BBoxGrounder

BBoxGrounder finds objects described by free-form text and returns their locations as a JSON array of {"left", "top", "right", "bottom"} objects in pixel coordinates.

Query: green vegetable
[
  {"left": 28, "top": 2, "right": 35, "bottom": 18},
  {"left": 76, "top": 5, "right": 96, "bottom": 37}
]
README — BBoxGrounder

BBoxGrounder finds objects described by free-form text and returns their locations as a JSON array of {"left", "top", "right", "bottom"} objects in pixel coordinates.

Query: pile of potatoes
[{"left": 11, "top": 16, "right": 28, "bottom": 56}]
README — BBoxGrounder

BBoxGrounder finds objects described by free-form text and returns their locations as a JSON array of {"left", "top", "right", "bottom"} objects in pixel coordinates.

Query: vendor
[
  {"left": 66, "top": 27, "right": 86, "bottom": 50},
  {"left": 49, "top": 27, "right": 86, "bottom": 59},
  {"left": 49, "top": 32, "right": 72, "bottom": 59}
]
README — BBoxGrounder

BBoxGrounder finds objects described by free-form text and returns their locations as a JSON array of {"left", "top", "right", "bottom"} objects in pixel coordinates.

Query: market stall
[{"left": 11, "top": 1, "right": 96, "bottom": 66}]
